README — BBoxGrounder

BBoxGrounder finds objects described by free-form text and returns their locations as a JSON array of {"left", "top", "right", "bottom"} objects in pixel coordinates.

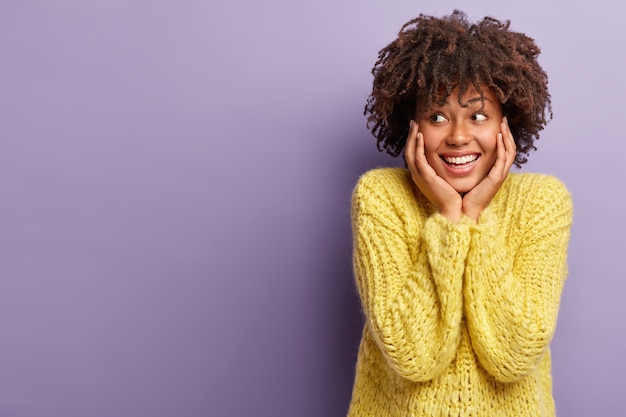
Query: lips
[{"left": 441, "top": 154, "right": 479, "bottom": 168}]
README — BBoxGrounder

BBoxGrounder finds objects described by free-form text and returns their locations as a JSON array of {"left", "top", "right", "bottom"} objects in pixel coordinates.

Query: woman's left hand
[{"left": 462, "top": 117, "right": 517, "bottom": 221}]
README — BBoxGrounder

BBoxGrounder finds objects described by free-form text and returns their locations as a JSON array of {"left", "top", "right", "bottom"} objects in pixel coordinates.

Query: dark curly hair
[{"left": 365, "top": 10, "right": 551, "bottom": 166}]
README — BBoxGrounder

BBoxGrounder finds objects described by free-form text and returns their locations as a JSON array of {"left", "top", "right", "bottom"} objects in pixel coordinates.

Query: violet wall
[{"left": 0, "top": 1, "right": 622, "bottom": 416}]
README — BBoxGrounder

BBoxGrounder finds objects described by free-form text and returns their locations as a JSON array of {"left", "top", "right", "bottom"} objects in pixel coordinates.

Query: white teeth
[{"left": 444, "top": 155, "right": 478, "bottom": 165}]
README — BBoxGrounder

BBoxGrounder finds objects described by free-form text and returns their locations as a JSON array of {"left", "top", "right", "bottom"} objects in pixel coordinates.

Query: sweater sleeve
[
  {"left": 351, "top": 171, "right": 471, "bottom": 382},
  {"left": 463, "top": 176, "right": 573, "bottom": 382}
]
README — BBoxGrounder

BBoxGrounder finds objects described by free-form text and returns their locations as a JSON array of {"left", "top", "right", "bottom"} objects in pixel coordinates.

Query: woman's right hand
[{"left": 405, "top": 120, "right": 463, "bottom": 223}]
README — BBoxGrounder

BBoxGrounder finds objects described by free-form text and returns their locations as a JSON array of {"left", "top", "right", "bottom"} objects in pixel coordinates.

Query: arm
[
  {"left": 352, "top": 172, "right": 471, "bottom": 382},
  {"left": 463, "top": 177, "right": 573, "bottom": 382}
]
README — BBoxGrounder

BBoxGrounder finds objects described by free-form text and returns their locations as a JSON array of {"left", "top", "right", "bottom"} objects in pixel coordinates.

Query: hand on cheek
[
  {"left": 462, "top": 117, "right": 516, "bottom": 221},
  {"left": 405, "top": 121, "right": 463, "bottom": 223}
]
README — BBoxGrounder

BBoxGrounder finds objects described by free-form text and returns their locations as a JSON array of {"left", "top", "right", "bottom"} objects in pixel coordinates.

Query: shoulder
[
  {"left": 354, "top": 167, "right": 411, "bottom": 190},
  {"left": 353, "top": 168, "right": 412, "bottom": 200},
  {"left": 505, "top": 173, "right": 571, "bottom": 201},
  {"left": 352, "top": 167, "right": 420, "bottom": 218},
  {"left": 502, "top": 173, "right": 573, "bottom": 222}
]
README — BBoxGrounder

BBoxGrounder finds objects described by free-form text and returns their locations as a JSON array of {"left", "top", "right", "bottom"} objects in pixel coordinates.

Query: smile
[{"left": 441, "top": 154, "right": 479, "bottom": 168}]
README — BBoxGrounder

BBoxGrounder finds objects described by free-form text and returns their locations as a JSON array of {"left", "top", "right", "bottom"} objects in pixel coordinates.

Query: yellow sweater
[{"left": 348, "top": 168, "right": 572, "bottom": 417}]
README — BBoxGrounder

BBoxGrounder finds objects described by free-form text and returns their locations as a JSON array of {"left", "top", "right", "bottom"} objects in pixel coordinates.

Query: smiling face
[{"left": 416, "top": 85, "right": 503, "bottom": 194}]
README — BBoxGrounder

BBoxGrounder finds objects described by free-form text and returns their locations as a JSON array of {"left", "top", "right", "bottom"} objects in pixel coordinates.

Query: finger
[
  {"left": 405, "top": 120, "right": 417, "bottom": 168},
  {"left": 502, "top": 116, "right": 513, "bottom": 137},
  {"left": 501, "top": 117, "right": 517, "bottom": 168},
  {"left": 501, "top": 117, "right": 516, "bottom": 151},
  {"left": 492, "top": 132, "right": 507, "bottom": 178},
  {"left": 409, "top": 121, "right": 425, "bottom": 177},
  {"left": 500, "top": 132, "right": 512, "bottom": 176},
  {"left": 415, "top": 131, "right": 431, "bottom": 177}
]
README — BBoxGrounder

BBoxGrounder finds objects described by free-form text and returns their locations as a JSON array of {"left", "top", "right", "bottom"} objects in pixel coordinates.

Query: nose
[{"left": 446, "top": 122, "right": 472, "bottom": 146}]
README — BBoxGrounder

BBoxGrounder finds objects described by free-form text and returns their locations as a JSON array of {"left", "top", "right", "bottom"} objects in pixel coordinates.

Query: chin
[{"left": 448, "top": 180, "right": 478, "bottom": 194}]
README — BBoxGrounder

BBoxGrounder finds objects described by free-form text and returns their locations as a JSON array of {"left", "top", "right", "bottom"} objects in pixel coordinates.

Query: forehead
[{"left": 435, "top": 84, "right": 500, "bottom": 108}]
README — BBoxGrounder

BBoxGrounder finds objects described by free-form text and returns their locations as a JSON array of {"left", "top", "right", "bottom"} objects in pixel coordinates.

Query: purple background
[{"left": 0, "top": 1, "right": 621, "bottom": 416}]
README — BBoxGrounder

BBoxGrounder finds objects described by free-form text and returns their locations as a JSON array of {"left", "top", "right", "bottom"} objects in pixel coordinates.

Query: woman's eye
[
  {"left": 430, "top": 114, "right": 446, "bottom": 123},
  {"left": 473, "top": 113, "right": 487, "bottom": 121}
]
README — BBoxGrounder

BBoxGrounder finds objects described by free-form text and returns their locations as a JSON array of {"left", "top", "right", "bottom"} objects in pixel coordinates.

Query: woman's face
[{"left": 416, "top": 85, "right": 503, "bottom": 194}]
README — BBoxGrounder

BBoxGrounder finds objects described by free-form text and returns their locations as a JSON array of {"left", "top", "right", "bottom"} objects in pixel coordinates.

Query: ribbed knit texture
[{"left": 348, "top": 167, "right": 572, "bottom": 417}]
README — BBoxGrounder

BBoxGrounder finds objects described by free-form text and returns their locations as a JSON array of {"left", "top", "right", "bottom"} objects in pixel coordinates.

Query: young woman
[{"left": 348, "top": 10, "right": 572, "bottom": 417}]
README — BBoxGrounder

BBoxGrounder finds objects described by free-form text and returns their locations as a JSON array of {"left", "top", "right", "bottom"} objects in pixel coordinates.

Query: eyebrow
[
  {"left": 424, "top": 95, "right": 495, "bottom": 114},
  {"left": 436, "top": 95, "right": 494, "bottom": 107},
  {"left": 465, "top": 96, "right": 493, "bottom": 105}
]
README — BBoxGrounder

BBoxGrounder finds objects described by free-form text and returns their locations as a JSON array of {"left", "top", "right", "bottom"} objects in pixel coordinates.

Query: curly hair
[{"left": 365, "top": 10, "right": 551, "bottom": 166}]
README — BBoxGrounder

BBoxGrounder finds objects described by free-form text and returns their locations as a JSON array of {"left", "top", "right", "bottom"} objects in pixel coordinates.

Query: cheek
[
  {"left": 422, "top": 136, "right": 441, "bottom": 164},
  {"left": 480, "top": 133, "right": 499, "bottom": 154},
  {"left": 421, "top": 133, "right": 439, "bottom": 153}
]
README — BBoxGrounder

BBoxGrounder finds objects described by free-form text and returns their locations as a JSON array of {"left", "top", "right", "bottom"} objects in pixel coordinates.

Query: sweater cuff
[
  {"left": 469, "top": 206, "right": 498, "bottom": 238},
  {"left": 422, "top": 213, "right": 472, "bottom": 279}
]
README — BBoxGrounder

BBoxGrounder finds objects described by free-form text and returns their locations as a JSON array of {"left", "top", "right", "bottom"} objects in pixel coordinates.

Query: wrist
[
  {"left": 440, "top": 206, "right": 462, "bottom": 224},
  {"left": 462, "top": 201, "right": 484, "bottom": 222}
]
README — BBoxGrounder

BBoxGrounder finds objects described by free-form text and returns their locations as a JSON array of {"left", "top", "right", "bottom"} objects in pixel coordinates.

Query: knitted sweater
[{"left": 347, "top": 168, "right": 572, "bottom": 417}]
